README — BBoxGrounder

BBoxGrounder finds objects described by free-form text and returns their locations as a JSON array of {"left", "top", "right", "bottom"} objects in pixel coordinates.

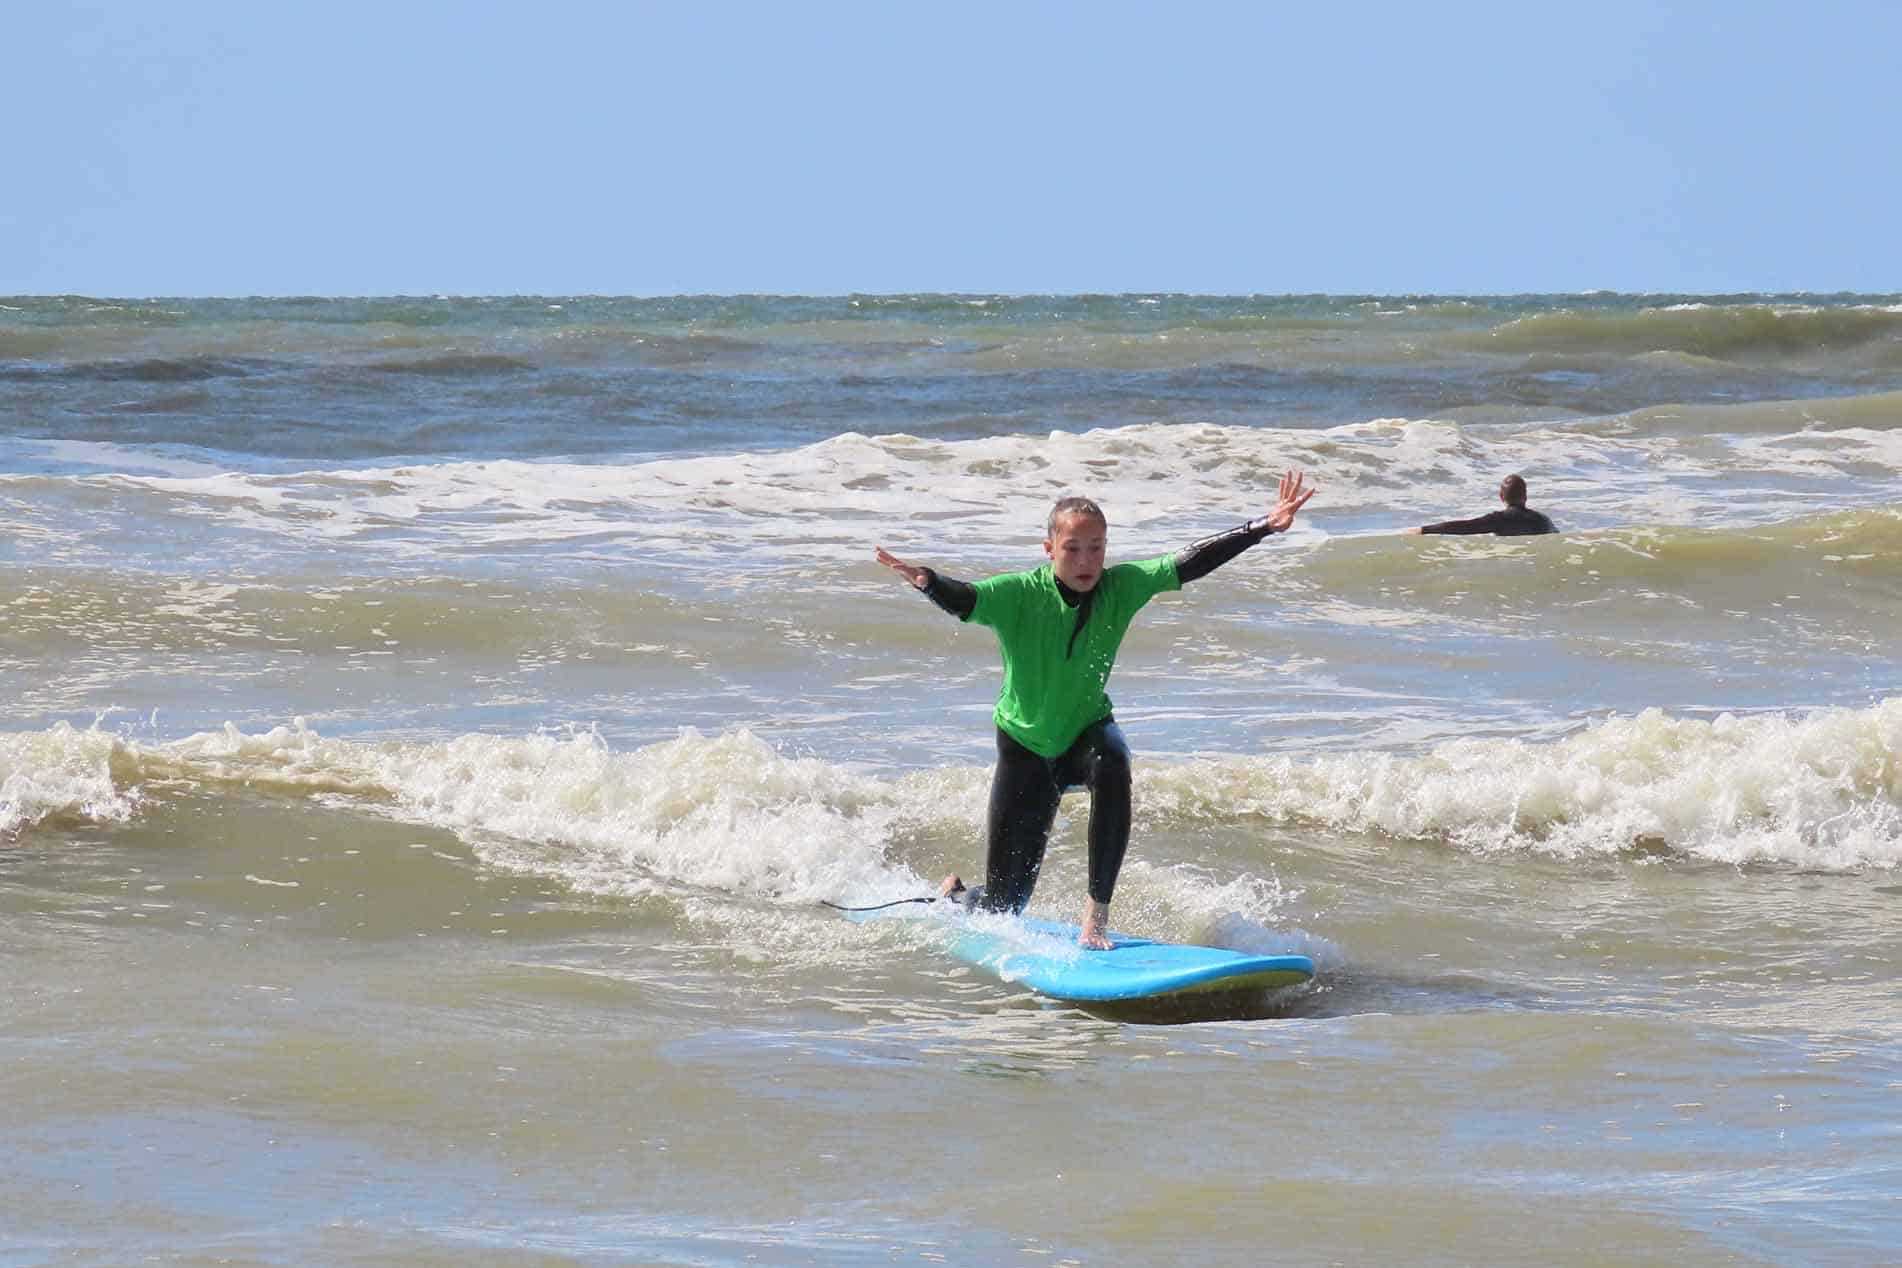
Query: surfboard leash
[{"left": 819, "top": 896, "right": 939, "bottom": 912}]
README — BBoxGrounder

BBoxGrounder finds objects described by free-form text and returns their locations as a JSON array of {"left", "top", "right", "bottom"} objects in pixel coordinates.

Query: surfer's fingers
[{"left": 874, "top": 547, "right": 915, "bottom": 576}]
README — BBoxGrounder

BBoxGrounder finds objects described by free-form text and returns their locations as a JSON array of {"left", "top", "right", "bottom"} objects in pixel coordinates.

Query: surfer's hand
[
  {"left": 1264, "top": 469, "right": 1315, "bottom": 534},
  {"left": 875, "top": 546, "right": 930, "bottom": 590}
]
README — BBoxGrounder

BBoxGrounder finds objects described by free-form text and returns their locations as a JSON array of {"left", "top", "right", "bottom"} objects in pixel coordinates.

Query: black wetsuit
[
  {"left": 1419, "top": 506, "right": 1555, "bottom": 536},
  {"left": 916, "top": 516, "right": 1278, "bottom": 914}
]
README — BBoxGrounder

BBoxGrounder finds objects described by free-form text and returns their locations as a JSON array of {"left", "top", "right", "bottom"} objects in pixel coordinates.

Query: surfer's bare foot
[
  {"left": 938, "top": 874, "right": 965, "bottom": 899},
  {"left": 1079, "top": 898, "right": 1112, "bottom": 950}
]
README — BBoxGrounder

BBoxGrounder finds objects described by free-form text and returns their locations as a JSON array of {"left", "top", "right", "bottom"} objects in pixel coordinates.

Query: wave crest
[
  {"left": 7, "top": 703, "right": 1899, "bottom": 873},
  {"left": 0, "top": 723, "right": 142, "bottom": 835},
  {"left": 1141, "top": 699, "right": 1902, "bottom": 868},
  {"left": 1479, "top": 304, "right": 1902, "bottom": 361}
]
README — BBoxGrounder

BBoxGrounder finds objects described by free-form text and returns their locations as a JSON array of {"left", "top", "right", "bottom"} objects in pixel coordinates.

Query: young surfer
[
  {"left": 875, "top": 469, "right": 1316, "bottom": 949},
  {"left": 1404, "top": 473, "right": 1556, "bottom": 536}
]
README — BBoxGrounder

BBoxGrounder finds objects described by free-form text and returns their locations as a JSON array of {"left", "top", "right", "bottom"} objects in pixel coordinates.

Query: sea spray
[
  {"left": 13, "top": 700, "right": 1898, "bottom": 871},
  {"left": 1138, "top": 699, "right": 1902, "bottom": 868}
]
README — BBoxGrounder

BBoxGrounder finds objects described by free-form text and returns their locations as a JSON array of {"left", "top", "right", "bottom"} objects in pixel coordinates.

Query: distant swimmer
[
  {"left": 875, "top": 470, "right": 1316, "bottom": 949},
  {"left": 1405, "top": 473, "right": 1556, "bottom": 536}
]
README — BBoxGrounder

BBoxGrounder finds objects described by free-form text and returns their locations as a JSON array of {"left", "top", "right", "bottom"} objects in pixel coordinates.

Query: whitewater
[{"left": 3, "top": 293, "right": 1899, "bottom": 1264}]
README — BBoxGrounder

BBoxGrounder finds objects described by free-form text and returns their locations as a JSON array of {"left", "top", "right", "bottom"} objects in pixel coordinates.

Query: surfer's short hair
[
  {"left": 1500, "top": 473, "right": 1528, "bottom": 507},
  {"left": 1047, "top": 496, "right": 1107, "bottom": 537}
]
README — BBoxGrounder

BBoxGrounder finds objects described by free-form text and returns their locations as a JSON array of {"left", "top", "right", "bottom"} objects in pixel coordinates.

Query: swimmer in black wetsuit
[
  {"left": 1405, "top": 473, "right": 1555, "bottom": 536},
  {"left": 876, "top": 470, "right": 1316, "bottom": 948}
]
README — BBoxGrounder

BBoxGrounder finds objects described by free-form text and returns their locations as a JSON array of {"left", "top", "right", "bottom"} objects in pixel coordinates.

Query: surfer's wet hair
[
  {"left": 1047, "top": 496, "right": 1107, "bottom": 538},
  {"left": 1500, "top": 473, "right": 1528, "bottom": 507}
]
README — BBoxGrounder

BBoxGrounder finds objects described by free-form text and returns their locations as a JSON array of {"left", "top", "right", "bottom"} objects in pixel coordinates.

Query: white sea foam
[
  {"left": 1140, "top": 698, "right": 1902, "bottom": 869},
  {"left": 41, "top": 411, "right": 1896, "bottom": 573},
  {"left": 151, "top": 721, "right": 932, "bottom": 905},
  {"left": 8, "top": 699, "right": 1900, "bottom": 877},
  {"left": 0, "top": 722, "right": 141, "bottom": 835},
  {"left": 1735, "top": 426, "right": 1902, "bottom": 474}
]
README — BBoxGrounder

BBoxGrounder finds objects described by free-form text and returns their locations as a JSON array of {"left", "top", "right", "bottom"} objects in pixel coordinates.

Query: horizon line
[{"left": 7, "top": 287, "right": 1901, "bottom": 303}]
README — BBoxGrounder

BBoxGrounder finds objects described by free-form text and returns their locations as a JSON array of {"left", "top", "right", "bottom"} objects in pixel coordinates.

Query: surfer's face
[{"left": 1045, "top": 512, "right": 1108, "bottom": 592}]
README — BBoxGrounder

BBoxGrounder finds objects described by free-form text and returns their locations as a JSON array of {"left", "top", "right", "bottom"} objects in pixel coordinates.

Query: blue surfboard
[{"left": 849, "top": 907, "right": 1313, "bottom": 1002}]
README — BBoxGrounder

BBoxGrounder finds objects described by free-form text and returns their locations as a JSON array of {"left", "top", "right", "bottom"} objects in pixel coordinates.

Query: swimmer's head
[
  {"left": 1044, "top": 496, "right": 1108, "bottom": 592},
  {"left": 1499, "top": 474, "right": 1528, "bottom": 508}
]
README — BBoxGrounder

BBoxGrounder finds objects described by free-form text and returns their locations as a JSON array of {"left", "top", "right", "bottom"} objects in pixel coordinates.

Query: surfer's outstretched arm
[
  {"left": 874, "top": 546, "right": 975, "bottom": 619},
  {"left": 1173, "top": 469, "right": 1315, "bottom": 583}
]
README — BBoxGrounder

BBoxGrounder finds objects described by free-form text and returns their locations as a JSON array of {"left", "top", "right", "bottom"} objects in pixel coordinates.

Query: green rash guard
[{"left": 967, "top": 554, "right": 1180, "bottom": 758}]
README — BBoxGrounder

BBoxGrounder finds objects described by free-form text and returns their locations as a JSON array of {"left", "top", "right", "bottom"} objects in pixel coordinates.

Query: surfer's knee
[
  {"left": 1091, "top": 741, "right": 1131, "bottom": 792},
  {"left": 1084, "top": 721, "right": 1132, "bottom": 790}
]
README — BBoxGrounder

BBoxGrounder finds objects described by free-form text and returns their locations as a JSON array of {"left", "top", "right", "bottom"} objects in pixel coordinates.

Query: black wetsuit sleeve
[
  {"left": 1174, "top": 517, "right": 1275, "bottom": 585},
  {"left": 1421, "top": 508, "right": 1555, "bottom": 536},
  {"left": 1420, "top": 510, "right": 1509, "bottom": 535},
  {"left": 917, "top": 567, "right": 976, "bottom": 620}
]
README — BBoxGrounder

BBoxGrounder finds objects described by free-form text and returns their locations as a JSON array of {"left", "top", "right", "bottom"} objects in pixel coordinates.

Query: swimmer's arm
[
  {"left": 1416, "top": 512, "right": 1503, "bottom": 535},
  {"left": 874, "top": 546, "right": 976, "bottom": 619},
  {"left": 1174, "top": 468, "right": 1314, "bottom": 584}
]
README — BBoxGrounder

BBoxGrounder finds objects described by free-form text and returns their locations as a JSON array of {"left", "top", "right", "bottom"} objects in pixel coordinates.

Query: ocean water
[{"left": 2, "top": 293, "right": 1900, "bottom": 1265}]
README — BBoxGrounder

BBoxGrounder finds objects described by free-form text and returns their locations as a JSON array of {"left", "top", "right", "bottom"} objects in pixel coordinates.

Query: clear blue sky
[{"left": 7, "top": 1, "right": 1898, "bottom": 297}]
